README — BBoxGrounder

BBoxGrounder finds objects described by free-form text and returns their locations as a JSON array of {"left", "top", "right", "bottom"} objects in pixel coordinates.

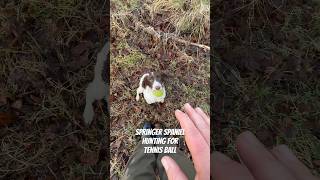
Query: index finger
[
  {"left": 183, "top": 103, "right": 210, "bottom": 145},
  {"left": 236, "top": 131, "right": 296, "bottom": 180},
  {"left": 175, "top": 110, "right": 210, "bottom": 175},
  {"left": 195, "top": 107, "right": 210, "bottom": 125}
]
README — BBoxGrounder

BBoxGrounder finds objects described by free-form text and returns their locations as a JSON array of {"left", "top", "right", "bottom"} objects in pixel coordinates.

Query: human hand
[
  {"left": 212, "top": 131, "right": 320, "bottom": 180},
  {"left": 161, "top": 103, "right": 210, "bottom": 180}
]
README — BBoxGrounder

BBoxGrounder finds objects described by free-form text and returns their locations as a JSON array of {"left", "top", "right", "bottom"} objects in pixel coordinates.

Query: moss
[{"left": 115, "top": 51, "right": 146, "bottom": 67}]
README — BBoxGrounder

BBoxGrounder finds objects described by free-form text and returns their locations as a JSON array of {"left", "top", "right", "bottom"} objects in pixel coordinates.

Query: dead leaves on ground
[
  {"left": 0, "top": 112, "right": 16, "bottom": 127},
  {"left": 66, "top": 41, "right": 94, "bottom": 71},
  {"left": 0, "top": 97, "right": 26, "bottom": 126},
  {"left": 1, "top": 17, "right": 25, "bottom": 47},
  {"left": 11, "top": 99, "right": 23, "bottom": 109},
  {"left": 80, "top": 151, "right": 99, "bottom": 165}
]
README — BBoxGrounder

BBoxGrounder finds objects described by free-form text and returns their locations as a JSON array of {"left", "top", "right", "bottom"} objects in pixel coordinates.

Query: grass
[
  {"left": 114, "top": 50, "right": 146, "bottom": 67},
  {"left": 0, "top": 0, "right": 108, "bottom": 178},
  {"left": 110, "top": 0, "right": 210, "bottom": 178},
  {"left": 147, "top": 0, "right": 210, "bottom": 41},
  {"left": 213, "top": 0, "right": 320, "bottom": 175}
]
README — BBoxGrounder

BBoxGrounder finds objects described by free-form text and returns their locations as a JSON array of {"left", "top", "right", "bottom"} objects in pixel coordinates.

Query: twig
[{"left": 131, "top": 17, "right": 210, "bottom": 51}]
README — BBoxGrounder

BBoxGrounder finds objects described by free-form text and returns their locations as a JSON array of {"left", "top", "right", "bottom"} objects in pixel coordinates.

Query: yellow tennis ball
[{"left": 153, "top": 90, "right": 164, "bottom": 97}]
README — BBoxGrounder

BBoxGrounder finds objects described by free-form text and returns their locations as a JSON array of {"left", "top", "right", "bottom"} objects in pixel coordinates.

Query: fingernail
[
  {"left": 175, "top": 109, "right": 182, "bottom": 114},
  {"left": 212, "top": 151, "right": 231, "bottom": 163},
  {"left": 275, "top": 145, "right": 296, "bottom": 161},
  {"left": 183, "top": 103, "right": 191, "bottom": 110},
  {"left": 161, "top": 156, "right": 169, "bottom": 170},
  {"left": 195, "top": 107, "right": 202, "bottom": 112},
  {"left": 239, "top": 131, "right": 260, "bottom": 147}
]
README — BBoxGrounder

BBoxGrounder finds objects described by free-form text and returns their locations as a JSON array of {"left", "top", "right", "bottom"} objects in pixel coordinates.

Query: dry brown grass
[{"left": 147, "top": 0, "right": 209, "bottom": 41}]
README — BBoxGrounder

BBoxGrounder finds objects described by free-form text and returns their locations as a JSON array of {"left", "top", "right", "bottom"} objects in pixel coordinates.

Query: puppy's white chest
[{"left": 143, "top": 87, "right": 166, "bottom": 104}]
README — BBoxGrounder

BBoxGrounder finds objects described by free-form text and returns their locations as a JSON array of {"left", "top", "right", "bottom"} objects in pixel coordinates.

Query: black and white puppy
[{"left": 136, "top": 72, "right": 166, "bottom": 104}]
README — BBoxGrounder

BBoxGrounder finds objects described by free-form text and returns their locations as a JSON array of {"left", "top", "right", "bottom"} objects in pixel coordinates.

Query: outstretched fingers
[
  {"left": 175, "top": 109, "right": 210, "bottom": 177},
  {"left": 182, "top": 103, "right": 210, "bottom": 145},
  {"left": 212, "top": 152, "right": 255, "bottom": 180},
  {"left": 236, "top": 131, "right": 296, "bottom": 180}
]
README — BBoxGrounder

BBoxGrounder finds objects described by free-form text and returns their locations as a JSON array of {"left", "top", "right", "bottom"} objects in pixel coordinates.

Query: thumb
[{"left": 161, "top": 156, "right": 188, "bottom": 180}]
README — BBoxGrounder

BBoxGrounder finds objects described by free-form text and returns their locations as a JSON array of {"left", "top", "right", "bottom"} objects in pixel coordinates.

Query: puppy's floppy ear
[{"left": 142, "top": 76, "right": 152, "bottom": 88}]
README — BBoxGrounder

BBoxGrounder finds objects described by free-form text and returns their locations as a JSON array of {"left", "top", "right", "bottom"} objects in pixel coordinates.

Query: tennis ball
[{"left": 153, "top": 90, "right": 164, "bottom": 97}]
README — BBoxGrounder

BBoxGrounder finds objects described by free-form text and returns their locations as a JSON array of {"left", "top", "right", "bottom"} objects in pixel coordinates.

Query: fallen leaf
[
  {"left": 44, "top": 175, "right": 55, "bottom": 180},
  {"left": 30, "top": 95, "right": 41, "bottom": 104},
  {"left": 110, "top": 140, "right": 122, "bottom": 150},
  {"left": 11, "top": 99, "right": 23, "bottom": 109},
  {"left": 43, "top": 49, "right": 67, "bottom": 82},
  {"left": 2, "top": 18, "right": 24, "bottom": 46},
  {"left": 83, "top": 30, "right": 99, "bottom": 43},
  {"left": 282, "top": 117, "right": 296, "bottom": 139},
  {"left": 71, "top": 41, "right": 93, "bottom": 57},
  {"left": 80, "top": 151, "right": 98, "bottom": 165},
  {"left": 313, "top": 160, "right": 320, "bottom": 167},
  {"left": 0, "top": 112, "right": 16, "bottom": 127},
  {"left": 0, "top": 95, "right": 8, "bottom": 106},
  {"left": 256, "top": 129, "right": 274, "bottom": 147},
  {"left": 66, "top": 51, "right": 90, "bottom": 71},
  {"left": 8, "top": 69, "right": 28, "bottom": 86}
]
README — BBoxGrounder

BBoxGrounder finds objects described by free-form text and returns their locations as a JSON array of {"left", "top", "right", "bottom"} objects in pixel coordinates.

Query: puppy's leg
[
  {"left": 83, "top": 41, "right": 109, "bottom": 125},
  {"left": 136, "top": 73, "right": 149, "bottom": 101},
  {"left": 136, "top": 87, "right": 143, "bottom": 101},
  {"left": 83, "top": 80, "right": 106, "bottom": 124},
  {"left": 145, "top": 98, "right": 153, "bottom": 104},
  {"left": 83, "top": 82, "right": 96, "bottom": 124}
]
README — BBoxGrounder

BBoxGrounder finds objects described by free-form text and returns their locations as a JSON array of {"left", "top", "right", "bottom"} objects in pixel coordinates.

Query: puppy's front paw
[
  {"left": 136, "top": 95, "right": 140, "bottom": 101},
  {"left": 83, "top": 104, "right": 94, "bottom": 125}
]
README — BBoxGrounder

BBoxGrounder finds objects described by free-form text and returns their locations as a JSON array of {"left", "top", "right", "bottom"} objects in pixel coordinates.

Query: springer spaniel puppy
[
  {"left": 83, "top": 42, "right": 109, "bottom": 124},
  {"left": 136, "top": 72, "right": 166, "bottom": 104}
]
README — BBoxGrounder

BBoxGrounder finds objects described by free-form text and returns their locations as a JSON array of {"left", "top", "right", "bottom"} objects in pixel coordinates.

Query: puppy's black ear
[{"left": 142, "top": 76, "right": 152, "bottom": 88}]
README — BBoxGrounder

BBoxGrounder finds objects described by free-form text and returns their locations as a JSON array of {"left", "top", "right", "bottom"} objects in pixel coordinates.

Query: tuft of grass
[
  {"left": 111, "top": 0, "right": 140, "bottom": 13},
  {"left": 113, "top": 51, "right": 145, "bottom": 68},
  {"left": 147, "top": 0, "right": 209, "bottom": 39},
  {"left": 21, "top": 0, "right": 79, "bottom": 21}
]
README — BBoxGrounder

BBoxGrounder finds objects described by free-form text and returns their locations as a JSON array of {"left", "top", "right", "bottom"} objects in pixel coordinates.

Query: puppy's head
[{"left": 142, "top": 72, "right": 165, "bottom": 91}]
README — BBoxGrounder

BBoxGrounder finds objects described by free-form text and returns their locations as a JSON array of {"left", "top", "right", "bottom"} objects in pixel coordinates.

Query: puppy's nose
[{"left": 155, "top": 86, "right": 161, "bottom": 90}]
